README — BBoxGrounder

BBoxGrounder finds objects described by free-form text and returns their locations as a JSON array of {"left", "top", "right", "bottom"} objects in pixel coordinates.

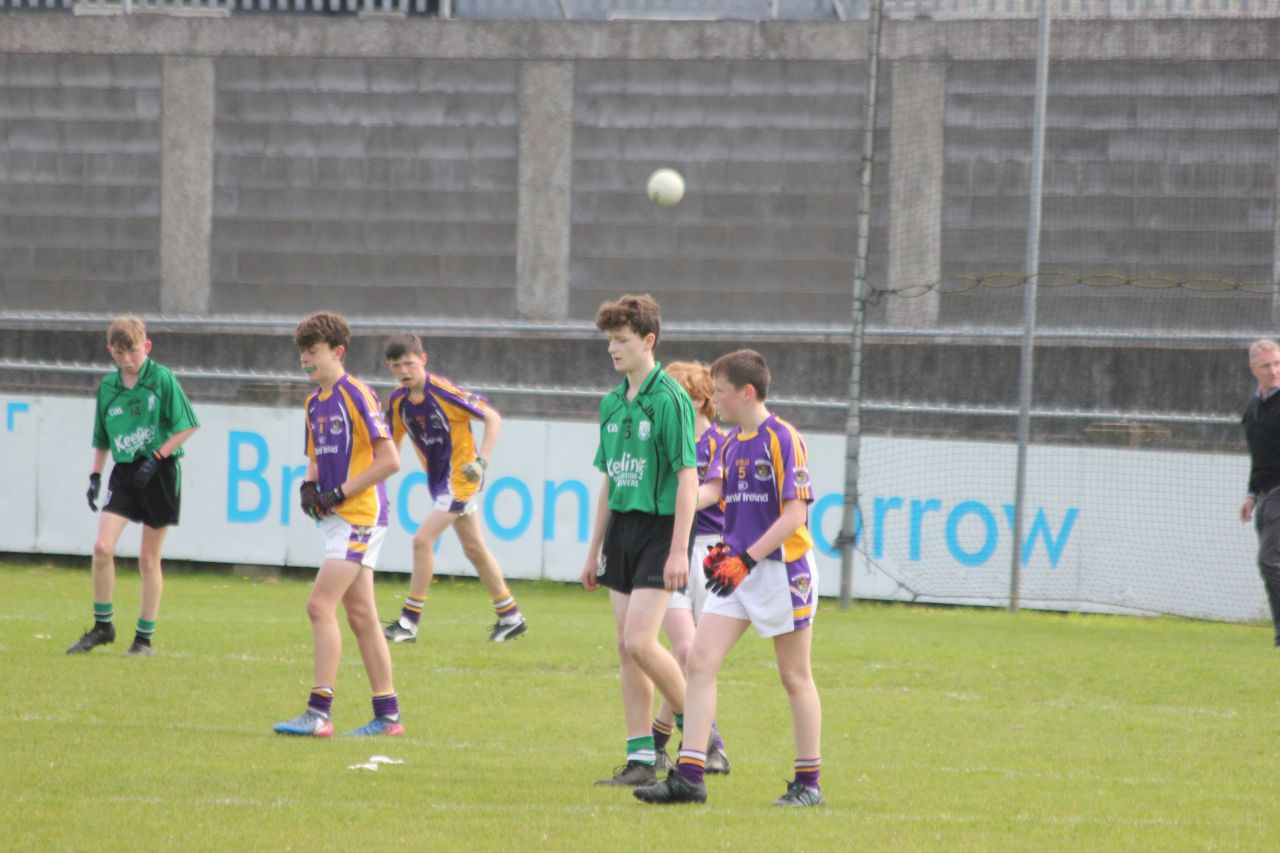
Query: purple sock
[
  {"left": 795, "top": 757, "right": 821, "bottom": 789},
  {"left": 372, "top": 692, "right": 400, "bottom": 721},
  {"left": 652, "top": 718, "right": 674, "bottom": 752},
  {"left": 401, "top": 598, "right": 424, "bottom": 626},
  {"left": 307, "top": 688, "right": 333, "bottom": 718},
  {"left": 676, "top": 749, "right": 706, "bottom": 785}
]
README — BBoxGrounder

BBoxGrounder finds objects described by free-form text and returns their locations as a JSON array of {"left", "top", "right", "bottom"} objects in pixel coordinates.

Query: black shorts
[
  {"left": 600, "top": 510, "right": 674, "bottom": 593},
  {"left": 103, "top": 457, "right": 182, "bottom": 529}
]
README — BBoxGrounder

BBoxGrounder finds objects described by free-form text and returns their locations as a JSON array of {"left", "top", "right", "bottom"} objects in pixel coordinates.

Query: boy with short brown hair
[
  {"left": 635, "top": 348, "right": 823, "bottom": 807},
  {"left": 581, "top": 293, "right": 699, "bottom": 787},
  {"left": 67, "top": 315, "right": 199, "bottom": 657},
  {"left": 274, "top": 311, "right": 404, "bottom": 737}
]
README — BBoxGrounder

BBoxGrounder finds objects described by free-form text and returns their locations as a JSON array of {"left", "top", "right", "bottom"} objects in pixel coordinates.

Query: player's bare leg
[
  {"left": 654, "top": 607, "right": 695, "bottom": 768},
  {"left": 90, "top": 511, "right": 130, "bottom": 607},
  {"left": 771, "top": 625, "right": 823, "bottom": 806},
  {"left": 308, "top": 557, "right": 362, "bottom": 688},
  {"left": 610, "top": 589, "right": 656, "bottom": 738},
  {"left": 384, "top": 509, "right": 453, "bottom": 643},
  {"left": 121, "top": 523, "right": 169, "bottom": 656},
  {"left": 409, "top": 509, "right": 455, "bottom": 599},
  {"left": 343, "top": 568, "right": 395, "bottom": 696},
  {"left": 67, "top": 512, "right": 131, "bottom": 654},
  {"left": 597, "top": 588, "right": 673, "bottom": 786},
  {"left": 137, "top": 524, "right": 168, "bottom": 622},
  {"left": 455, "top": 512, "right": 527, "bottom": 640},
  {"left": 623, "top": 589, "right": 685, "bottom": 715},
  {"left": 635, "top": 612, "right": 747, "bottom": 804},
  {"left": 343, "top": 565, "right": 404, "bottom": 736}
]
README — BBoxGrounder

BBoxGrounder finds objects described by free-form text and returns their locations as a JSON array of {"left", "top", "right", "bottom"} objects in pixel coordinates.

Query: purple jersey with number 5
[
  {"left": 707, "top": 412, "right": 813, "bottom": 562},
  {"left": 304, "top": 373, "right": 391, "bottom": 527}
]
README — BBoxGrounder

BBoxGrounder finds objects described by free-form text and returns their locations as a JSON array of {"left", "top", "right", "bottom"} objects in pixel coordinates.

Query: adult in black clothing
[{"left": 1241, "top": 338, "right": 1280, "bottom": 645}]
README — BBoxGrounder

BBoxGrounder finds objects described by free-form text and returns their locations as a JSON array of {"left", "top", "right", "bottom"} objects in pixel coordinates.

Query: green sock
[
  {"left": 93, "top": 602, "right": 113, "bottom": 625},
  {"left": 626, "top": 735, "right": 656, "bottom": 766},
  {"left": 135, "top": 618, "right": 157, "bottom": 642},
  {"left": 675, "top": 713, "right": 684, "bottom": 732}
]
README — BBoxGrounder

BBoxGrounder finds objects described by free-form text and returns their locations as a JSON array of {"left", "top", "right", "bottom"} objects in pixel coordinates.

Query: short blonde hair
[
  {"left": 665, "top": 360, "right": 715, "bottom": 421},
  {"left": 107, "top": 315, "right": 147, "bottom": 350},
  {"left": 1249, "top": 339, "right": 1280, "bottom": 364}
]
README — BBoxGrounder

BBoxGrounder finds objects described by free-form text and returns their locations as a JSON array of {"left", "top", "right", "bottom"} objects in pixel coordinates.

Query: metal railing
[
  {"left": 4, "top": 0, "right": 1279, "bottom": 17},
  {"left": 0, "top": 357, "right": 1238, "bottom": 425}
]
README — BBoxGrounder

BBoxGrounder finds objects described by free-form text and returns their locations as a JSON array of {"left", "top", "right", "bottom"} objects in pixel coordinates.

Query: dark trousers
[{"left": 1256, "top": 492, "right": 1280, "bottom": 644}]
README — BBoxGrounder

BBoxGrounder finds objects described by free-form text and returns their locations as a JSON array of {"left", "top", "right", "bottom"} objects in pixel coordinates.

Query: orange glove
[{"left": 703, "top": 543, "right": 757, "bottom": 597}]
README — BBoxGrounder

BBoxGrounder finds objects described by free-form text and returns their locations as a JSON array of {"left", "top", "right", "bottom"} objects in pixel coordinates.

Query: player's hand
[
  {"left": 86, "top": 472, "right": 102, "bottom": 512},
  {"left": 662, "top": 550, "right": 689, "bottom": 592},
  {"left": 581, "top": 551, "right": 602, "bottom": 591},
  {"left": 299, "top": 480, "right": 323, "bottom": 521},
  {"left": 317, "top": 485, "right": 346, "bottom": 515},
  {"left": 1241, "top": 496, "right": 1257, "bottom": 522},
  {"left": 703, "top": 543, "right": 756, "bottom": 597},
  {"left": 133, "top": 453, "right": 161, "bottom": 489},
  {"left": 461, "top": 456, "right": 487, "bottom": 483}
]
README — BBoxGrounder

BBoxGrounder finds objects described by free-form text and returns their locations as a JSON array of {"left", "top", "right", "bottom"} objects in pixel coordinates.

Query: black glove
[
  {"left": 133, "top": 453, "right": 161, "bottom": 489},
  {"left": 317, "top": 485, "right": 346, "bottom": 515},
  {"left": 86, "top": 473, "right": 102, "bottom": 512},
  {"left": 299, "top": 480, "right": 322, "bottom": 521}
]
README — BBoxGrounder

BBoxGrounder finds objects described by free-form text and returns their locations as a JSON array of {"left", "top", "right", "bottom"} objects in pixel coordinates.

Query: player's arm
[
  {"left": 86, "top": 447, "right": 109, "bottom": 511},
  {"left": 704, "top": 498, "right": 807, "bottom": 596},
  {"left": 343, "top": 436, "right": 401, "bottom": 497},
  {"left": 743, "top": 498, "right": 807, "bottom": 563},
  {"left": 581, "top": 473, "right": 612, "bottom": 591},
  {"left": 463, "top": 405, "right": 502, "bottom": 483},
  {"left": 696, "top": 476, "right": 723, "bottom": 510},
  {"left": 155, "top": 425, "right": 198, "bottom": 459},
  {"left": 661, "top": 466, "right": 697, "bottom": 591}
]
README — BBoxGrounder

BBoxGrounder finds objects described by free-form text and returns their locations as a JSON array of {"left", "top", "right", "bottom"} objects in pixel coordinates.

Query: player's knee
[
  {"left": 412, "top": 532, "right": 436, "bottom": 554},
  {"left": 92, "top": 539, "right": 114, "bottom": 561},
  {"left": 305, "top": 597, "right": 331, "bottom": 623},
  {"left": 684, "top": 647, "right": 717, "bottom": 683},
  {"left": 777, "top": 665, "right": 814, "bottom": 696},
  {"left": 460, "top": 540, "right": 488, "bottom": 563},
  {"left": 671, "top": 639, "right": 693, "bottom": 665},
  {"left": 344, "top": 606, "right": 374, "bottom": 632}
]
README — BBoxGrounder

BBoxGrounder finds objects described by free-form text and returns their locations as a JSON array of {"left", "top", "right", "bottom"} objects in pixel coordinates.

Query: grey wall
[
  {"left": 3, "top": 18, "right": 1280, "bottom": 328},
  {"left": 0, "top": 55, "right": 162, "bottom": 311}
]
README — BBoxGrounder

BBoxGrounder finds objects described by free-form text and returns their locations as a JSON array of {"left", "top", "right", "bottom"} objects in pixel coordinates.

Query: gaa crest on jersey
[
  {"left": 638, "top": 420, "right": 651, "bottom": 440},
  {"left": 794, "top": 467, "right": 810, "bottom": 487},
  {"left": 754, "top": 460, "right": 774, "bottom": 481},
  {"left": 697, "top": 463, "right": 709, "bottom": 478},
  {"left": 791, "top": 573, "right": 812, "bottom": 598},
  {"left": 430, "top": 412, "right": 444, "bottom": 430},
  {"left": 329, "top": 418, "right": 344, "bottom": 436}
]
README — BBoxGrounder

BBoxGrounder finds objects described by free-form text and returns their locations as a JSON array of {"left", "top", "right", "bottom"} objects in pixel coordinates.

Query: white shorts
[
  {"left": 320, "top": 515, "right": 387, "bottom": 569},
  {"left": 702, "top": 551, "right": 818, "bottom": 638},
  {"left": 433, "top": 493, "right": 479, "bottom": 517},
  {"left": 669, "top": 534, "right": 720, "bottom": 619}
]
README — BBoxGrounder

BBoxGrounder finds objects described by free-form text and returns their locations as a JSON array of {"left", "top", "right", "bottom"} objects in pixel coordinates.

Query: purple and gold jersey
[
  {"left": 708, "top": 412, "right": 814, "bottom": 562},
  {"left": 304, "top": 373, "right": 392, "bottom": 527},
  {"left": 387, "top": 374, "right": 489, "bottom": 501},
  {"left": 695, "top": 423, "right": 728, "bottom": 537}
]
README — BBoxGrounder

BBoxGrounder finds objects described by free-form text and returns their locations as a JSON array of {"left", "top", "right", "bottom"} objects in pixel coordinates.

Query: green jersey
[
  {"left": 92, "top": 358, "right": 199, "bottom": 464},
  {"left": 593, "top": 363, "right": 698, "bottom": 515}
]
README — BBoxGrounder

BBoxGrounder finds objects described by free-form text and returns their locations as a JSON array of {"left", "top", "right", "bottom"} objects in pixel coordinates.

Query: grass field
[{"left": 2, "top": 559, "right": 1277, "bottom": 850}]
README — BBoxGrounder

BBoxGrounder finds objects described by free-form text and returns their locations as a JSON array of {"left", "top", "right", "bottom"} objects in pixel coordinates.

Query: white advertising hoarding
[{"left": 0, "top": 393, "right": 1264, "bottom": 623}]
